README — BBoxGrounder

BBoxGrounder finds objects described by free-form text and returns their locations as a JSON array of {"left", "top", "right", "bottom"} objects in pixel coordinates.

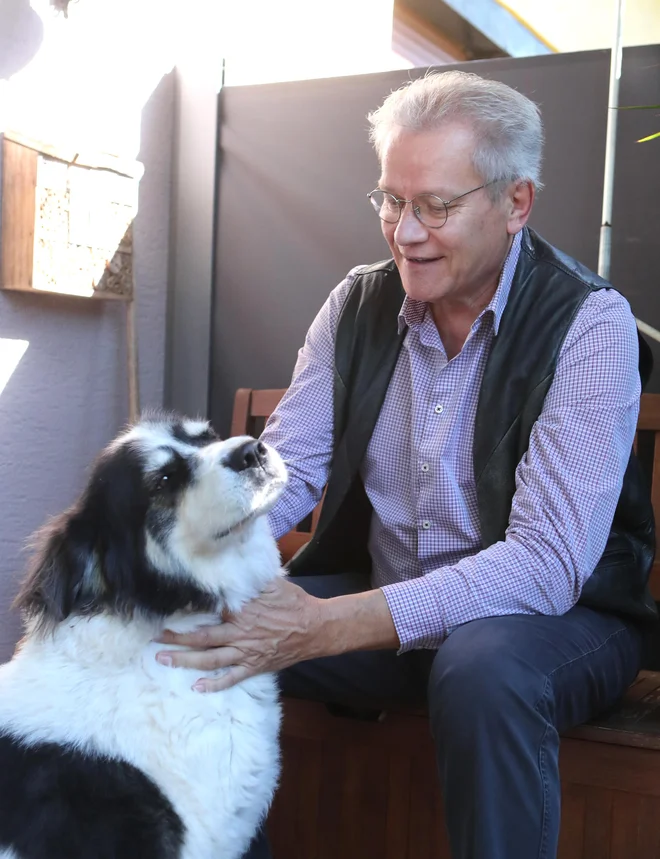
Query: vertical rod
[
  {"left": 596, "top": 0, "right": 660, "bottom": 344},
  {"left": 127, "top": 287, "right": 140, "bottom": 424},
  {"left": 598, "top": 0, "right": 626, "bottom": 281}
]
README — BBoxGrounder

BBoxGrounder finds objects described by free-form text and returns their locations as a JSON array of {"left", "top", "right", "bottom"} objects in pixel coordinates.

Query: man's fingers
[
  {"left": 155, "top": 624, "right": 228, "bottom": 648},
  {"left": 156, "top": 646, "right": 242, "bottom": 671},
  {"left": 193, "top": 665, "right": 252, "bottom": 693}
]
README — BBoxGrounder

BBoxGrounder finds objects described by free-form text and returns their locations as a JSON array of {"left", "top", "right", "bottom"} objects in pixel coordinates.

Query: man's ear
[
  {"left": 13, "top": 512, "right": 102, "bottom": 629},
  {"left": 506, "top": 179, "right": 535, "bottom": 235}
]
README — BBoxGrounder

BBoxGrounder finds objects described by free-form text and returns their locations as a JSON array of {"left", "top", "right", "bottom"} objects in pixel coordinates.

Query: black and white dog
[{"left": 0, "top": 415, "right": 288, "bottom": 859}]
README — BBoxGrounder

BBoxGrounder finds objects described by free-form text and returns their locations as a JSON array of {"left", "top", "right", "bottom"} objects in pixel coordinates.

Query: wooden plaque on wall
[{"left": 0, "top": 132, "right": 142, "bottom": 300}]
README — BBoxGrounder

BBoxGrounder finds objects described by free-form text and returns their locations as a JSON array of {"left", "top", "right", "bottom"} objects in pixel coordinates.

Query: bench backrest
[
  {"left": 233, "top": 387, "right": 660, "bottom": 594},
  {"left": 231, "top": 388, "right": 322, "bottom": 563}
]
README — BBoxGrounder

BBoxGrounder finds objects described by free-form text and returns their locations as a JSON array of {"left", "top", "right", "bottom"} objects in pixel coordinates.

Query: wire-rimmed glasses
[{"left": 367, "top": 182, "right": 494, "bottom": 229}]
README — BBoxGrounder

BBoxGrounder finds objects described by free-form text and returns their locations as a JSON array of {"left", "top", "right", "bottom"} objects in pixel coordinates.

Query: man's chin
[{"left": 401, "top": 278, "right": 450, "bottom": 304}]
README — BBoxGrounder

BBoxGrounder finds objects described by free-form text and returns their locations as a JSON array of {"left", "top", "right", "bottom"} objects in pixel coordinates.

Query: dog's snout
[{"left": 226, "top": 439, "right": 267, "bottom": 473}]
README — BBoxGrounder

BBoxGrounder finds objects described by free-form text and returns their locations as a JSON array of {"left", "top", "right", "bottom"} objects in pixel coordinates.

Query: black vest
[{"left": 289, "top": 228, "right": 658, "bottom": 625}]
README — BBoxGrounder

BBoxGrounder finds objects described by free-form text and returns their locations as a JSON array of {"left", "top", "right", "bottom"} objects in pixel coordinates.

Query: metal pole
[
  {"left": 597, "top": 0, "right": 625, "bottom": 281},
  {"left": 127, "top": 293, "right": 140, "bottom": 424},
  {"left": 597, "top": 0, "right": 660, "bottom": 344}
]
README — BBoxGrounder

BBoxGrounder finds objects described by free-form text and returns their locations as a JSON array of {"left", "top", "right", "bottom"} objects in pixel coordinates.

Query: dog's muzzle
[{"left": 225, "top": 439, "right": 268, "bottom": 473}]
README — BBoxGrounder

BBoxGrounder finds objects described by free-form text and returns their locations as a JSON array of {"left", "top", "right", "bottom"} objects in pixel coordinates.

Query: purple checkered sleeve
[{"left": 263, "top": 233, "right": 641, "bottom": 652}]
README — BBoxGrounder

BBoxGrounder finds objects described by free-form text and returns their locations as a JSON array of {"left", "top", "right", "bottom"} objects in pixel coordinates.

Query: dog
[{"left": 0, "top": 414, "right": 288, "bottom": 859}]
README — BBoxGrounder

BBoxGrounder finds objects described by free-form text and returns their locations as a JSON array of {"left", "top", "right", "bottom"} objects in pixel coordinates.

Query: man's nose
[{"left": 393, "top": 203, "right": 428, "bottom": 244}]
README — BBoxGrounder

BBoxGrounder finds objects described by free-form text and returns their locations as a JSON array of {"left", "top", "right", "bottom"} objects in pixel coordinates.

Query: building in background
[
  {"left": 220, "top": 0, "right": 660, "bottom": 84},
  {"left": 498, "top": 0, "right": 660, "bottom": 54}
]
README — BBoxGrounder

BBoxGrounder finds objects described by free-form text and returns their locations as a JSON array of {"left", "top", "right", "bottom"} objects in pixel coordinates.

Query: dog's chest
[
  {"left": 0, "top": 628, "right": 281, "bottom": 859},
  {"left": 118, "top": 663, "right": 281, "bottom": 858}
]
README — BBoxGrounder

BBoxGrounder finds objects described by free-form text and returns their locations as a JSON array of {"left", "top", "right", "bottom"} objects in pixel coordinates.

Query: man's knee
[{"left": 427, "top": 617, "right": 547, "bottom": 737}]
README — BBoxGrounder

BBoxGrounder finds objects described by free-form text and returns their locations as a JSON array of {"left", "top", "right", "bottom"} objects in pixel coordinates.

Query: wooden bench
[{"left": 232, "top": 387, "right": 660, "bottom": 859}]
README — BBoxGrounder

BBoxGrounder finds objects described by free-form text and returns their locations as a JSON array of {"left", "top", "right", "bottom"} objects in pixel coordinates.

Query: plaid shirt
[{"left": 263, "top": 231, "right": 641, "bottom": 651}]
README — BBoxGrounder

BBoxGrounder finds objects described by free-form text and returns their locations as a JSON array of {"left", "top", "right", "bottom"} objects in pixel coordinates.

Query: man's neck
[
  {"left": 429, "top": 236, "right": 515, "bottom": 359},
  {"left": 430, "top": 280, "right": 498, "bottom": 360}
]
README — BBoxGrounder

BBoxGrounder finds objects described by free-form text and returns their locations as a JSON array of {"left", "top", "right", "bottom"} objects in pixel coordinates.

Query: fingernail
[
  {"left": 192, "top": 681, "right": 207, "bottom": 693},
  {"left": 156, "top": 654, "right": 172, "bottom": 666}
]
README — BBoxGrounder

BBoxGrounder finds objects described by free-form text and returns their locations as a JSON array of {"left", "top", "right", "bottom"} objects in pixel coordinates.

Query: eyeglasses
[{"left": 367, "top": 181, "right": 496, "bottom": 229}]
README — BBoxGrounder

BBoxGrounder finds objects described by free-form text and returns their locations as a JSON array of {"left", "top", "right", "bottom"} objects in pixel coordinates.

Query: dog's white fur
[{"left": 0, "top": 423, "right": 288, "bottom": 859}]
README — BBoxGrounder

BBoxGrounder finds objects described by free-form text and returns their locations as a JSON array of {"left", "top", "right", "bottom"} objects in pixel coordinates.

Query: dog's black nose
[{"left": 226, "top": 439, "right": 267, "bottom": 472}]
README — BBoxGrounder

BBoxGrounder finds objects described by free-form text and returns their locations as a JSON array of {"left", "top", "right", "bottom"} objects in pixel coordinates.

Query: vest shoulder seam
[
  {"left": 521, "top": 240, "right": 605, "bottom": 294},
  {"left": 352, "top": 258, "right": 396, "bottom": 277},
  {"left": 336, "top": 259, "right": 399, "bottom": 328}
]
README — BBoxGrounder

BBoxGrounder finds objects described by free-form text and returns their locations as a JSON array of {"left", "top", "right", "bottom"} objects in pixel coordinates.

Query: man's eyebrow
[
  {"left": 376, "top": 184, "right": 402, "bottom": 197},
  {"left": 378, "top": 184, "right": 455, "bottom": 200}
]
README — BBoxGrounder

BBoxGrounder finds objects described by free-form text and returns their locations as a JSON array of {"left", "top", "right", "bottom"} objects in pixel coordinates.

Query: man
[{"left": 156, "top": 71, "right": 656, "bottom": 858}]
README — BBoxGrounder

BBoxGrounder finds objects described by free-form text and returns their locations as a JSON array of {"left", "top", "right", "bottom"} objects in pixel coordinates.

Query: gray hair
[{"left": 367, "top": 70, "right": 544, "bottom": 192}]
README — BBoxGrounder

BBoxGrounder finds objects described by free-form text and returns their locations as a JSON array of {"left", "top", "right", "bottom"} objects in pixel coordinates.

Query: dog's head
[{"left": 15, "top": 414, "right": 287, "bottom": 630}]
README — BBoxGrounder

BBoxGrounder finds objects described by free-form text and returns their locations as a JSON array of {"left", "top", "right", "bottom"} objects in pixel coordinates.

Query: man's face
[{"left": 378, "top": 123, "right": 521, "bottom": 310}]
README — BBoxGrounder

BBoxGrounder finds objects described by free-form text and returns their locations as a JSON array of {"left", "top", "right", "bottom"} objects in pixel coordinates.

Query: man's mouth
[{"left": 403, "top": 256, "right": 442, "bottom": 264}]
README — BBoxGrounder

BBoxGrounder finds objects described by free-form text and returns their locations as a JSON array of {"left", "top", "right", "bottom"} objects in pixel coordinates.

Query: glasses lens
[
  {"left": 369, "top": 190, "right": 400, "bottom": 224},
  {"left": 414, "top": 194, "right": 448, "bottom": 228}
]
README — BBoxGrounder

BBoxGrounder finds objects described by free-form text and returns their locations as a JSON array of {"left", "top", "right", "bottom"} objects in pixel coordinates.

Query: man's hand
[
  {"left": 155, "top": 579, "right": 399, "bottom": 693},
  {"left": 155, "top": 577, "right": 323, "bottom": 693}
]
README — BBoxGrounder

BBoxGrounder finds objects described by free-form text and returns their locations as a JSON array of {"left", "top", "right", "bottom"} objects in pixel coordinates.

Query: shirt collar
[{"left": 397, "top": 230, "right": 523, "bottom": 336}]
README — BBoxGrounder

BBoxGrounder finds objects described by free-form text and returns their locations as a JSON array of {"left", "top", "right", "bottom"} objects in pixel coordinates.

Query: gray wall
[
  {"left": 0, "top": 67, "right": 174, "bottom": 657},
  {"left": 210, "top": 46, "right": 660, "bottom": 435}
]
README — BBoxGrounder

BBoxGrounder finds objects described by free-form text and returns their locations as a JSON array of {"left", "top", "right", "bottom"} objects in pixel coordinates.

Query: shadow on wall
[{"left": 0, "top": 0, "right": 43, "bottom": 80}]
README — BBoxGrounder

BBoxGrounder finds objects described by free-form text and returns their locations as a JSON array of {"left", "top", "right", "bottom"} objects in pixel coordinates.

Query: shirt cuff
[{"left": 380, "top": 576, "right": 448, "bottom": 652}]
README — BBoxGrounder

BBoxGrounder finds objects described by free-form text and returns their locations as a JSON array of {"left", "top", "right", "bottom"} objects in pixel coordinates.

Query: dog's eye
[
  {"left": 150, "top": 453, "right": 189, "bottom": 496},
  {"left": 155, "top": 473, "right": 172, "bottom": 492}
]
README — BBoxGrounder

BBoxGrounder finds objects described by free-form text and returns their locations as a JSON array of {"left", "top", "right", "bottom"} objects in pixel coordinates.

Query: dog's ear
[
  {"left": 13, "top": 511, "right": 101, "bottom": 628},
  {"left": 90, "top": 451, "right": 149, "bottom": 610},
  {"left": 14, "top": 441, "right": 151, "bottom": 629},
  {"left": 94, "top": 502, "right": 146, "bottom": 614},
  {"left": 15, "top": 491, "right": 148, "bottom": 629}
]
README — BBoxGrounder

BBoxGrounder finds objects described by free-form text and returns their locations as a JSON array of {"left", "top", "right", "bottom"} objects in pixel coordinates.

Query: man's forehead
[
  {"left": 380, "top": 122, "right": 476, "bottom": 156},
  {"left": 378, "top": 123, "right": 480, "bottom": 196}
]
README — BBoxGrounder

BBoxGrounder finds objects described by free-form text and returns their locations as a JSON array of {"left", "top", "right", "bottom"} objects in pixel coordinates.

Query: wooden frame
[
  {"left": 0, "top": 131, "right": 142, "bottom": 301},
  {"left": 231, "top": 388, "right": 324, "bottom": 562}
]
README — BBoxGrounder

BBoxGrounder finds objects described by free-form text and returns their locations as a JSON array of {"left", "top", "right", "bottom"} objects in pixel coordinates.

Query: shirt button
[
  {"left": 422, "top": 520, "right": 431, "bottom": 530},
  {"left": 434, "top": 404, "right": 444, "bottom": 414},
  {"left": 421, "top": 463, "right": 430, "bottom": 472}
]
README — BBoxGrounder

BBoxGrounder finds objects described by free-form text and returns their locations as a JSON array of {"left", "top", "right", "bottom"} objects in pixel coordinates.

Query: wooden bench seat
[
  {"left": 232, "top": 387, "right": 660, "bottom": 859},
  {"left": 565, "top": 670, "right": 660, "bottom": 751}
]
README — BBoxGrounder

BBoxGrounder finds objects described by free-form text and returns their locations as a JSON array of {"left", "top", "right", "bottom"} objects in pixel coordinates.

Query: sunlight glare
[
  {"left": 0, "top": 340, "right": 29, "bottom": 397},
  {"left": 219, "top": 0, "right": 404, "bottom": 86},
  {"left": 0, "top": 0, "right": 178, "bottom": 158}
]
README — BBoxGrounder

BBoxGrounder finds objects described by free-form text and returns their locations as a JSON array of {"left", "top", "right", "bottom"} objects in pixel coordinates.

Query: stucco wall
[{"left": 0, "top": 1, "right": 174, "bottom": 659}]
